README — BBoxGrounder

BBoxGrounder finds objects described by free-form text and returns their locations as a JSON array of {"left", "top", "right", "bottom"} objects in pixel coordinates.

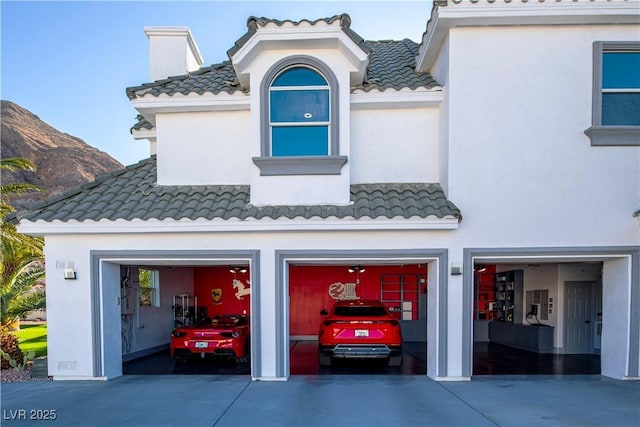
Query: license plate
[
  {"left": 195, "top": 342, "right": 208, "bottom": 348},
  {"left": 355, "top": 329, "right": 369, "bottom": 337}
]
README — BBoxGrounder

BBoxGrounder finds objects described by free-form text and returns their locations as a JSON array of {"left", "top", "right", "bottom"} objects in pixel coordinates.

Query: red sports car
[
  {"left": 170, "top": 314, "right": 250, "bottom": 363},
  {"left": 318, "top": 299, "right": 402, "bottom": 367}
]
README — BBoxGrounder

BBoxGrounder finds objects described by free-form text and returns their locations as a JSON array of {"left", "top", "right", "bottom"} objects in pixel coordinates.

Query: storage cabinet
[{"left": 494, "top": 270, "right": 524, "bottom": 323}]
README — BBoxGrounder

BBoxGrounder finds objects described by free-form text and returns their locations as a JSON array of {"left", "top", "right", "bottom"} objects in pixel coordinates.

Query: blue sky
[{"left": 1, "top": 0, "right": 433, "bottom": 166}]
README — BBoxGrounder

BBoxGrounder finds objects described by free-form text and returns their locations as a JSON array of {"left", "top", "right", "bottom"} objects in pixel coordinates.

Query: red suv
[{"left": 318, "top": 299, "right": 402, "bottom": 367}]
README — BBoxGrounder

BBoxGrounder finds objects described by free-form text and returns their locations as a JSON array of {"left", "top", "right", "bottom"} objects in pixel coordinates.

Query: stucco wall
[
  {"left": 156, "top": 111, "right": 251, "bottom": 185},
  {"left": 445, "top": 25, "right": 639, "bottom": 246},
  {"left": 350, "top": 107, "right": 439, "bottom": 184}
]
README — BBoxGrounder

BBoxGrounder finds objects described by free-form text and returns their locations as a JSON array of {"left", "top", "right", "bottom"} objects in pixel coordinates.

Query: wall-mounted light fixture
[
  {"left": 450, "top": 262, "right": 462, "bottom": 276},
  {"left": 64, "top": 268, "right": 77, "bottom": 280}
]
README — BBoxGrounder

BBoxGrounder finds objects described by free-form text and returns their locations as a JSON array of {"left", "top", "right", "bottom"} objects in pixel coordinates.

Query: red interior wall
[
  {"left": 289, "top": 264, "right": 427, "bottom": 336},
  {"left": 475, "top": 264, "right": 497, "bottom": 319},
  {"left": 194, "top": 267, "right": 251, "bottom": 318}
]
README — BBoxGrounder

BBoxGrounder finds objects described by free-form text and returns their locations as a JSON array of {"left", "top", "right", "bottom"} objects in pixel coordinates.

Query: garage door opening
[
  {"left": 472, "top": 262, "right": 601, "bottom": 375},
  {"left": 288, "top": 264, "right": 427, "bottom": 375},
  {"left": 121, "top": 263, "right": 252, "bottom": 375}
]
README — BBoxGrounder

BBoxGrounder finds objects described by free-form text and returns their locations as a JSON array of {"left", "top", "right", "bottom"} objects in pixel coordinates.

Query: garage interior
[
  {"left": 121, "top": 262, "right": 252, "bottom": 376},
  {"left": 122, "top": 261, "right": 430, "bottom": 376},
  {"left": 472, "top": 262, "right": 602, "bottom": 376},
  {"left": 288, "top": 264, "right": 428, "bottom": 375},
  {"left": 120, "top": 258, "right": 603, "bottom": 376}
]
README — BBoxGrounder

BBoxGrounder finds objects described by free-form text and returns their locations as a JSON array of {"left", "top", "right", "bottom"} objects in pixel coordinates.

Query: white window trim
[{"left": 585, "top": 41, "right": 640, "bottom": 147}]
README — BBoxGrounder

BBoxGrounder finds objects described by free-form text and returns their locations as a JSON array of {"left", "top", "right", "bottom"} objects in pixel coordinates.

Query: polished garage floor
[
  {"left": 123, "top": 340, "right": 427, "bottom": 375},
  {"left": 290, "top": 340, "right": 427, "bottom": 375},
  {"left": 473, "top": 341, "right": 601, "bottom": 375},
  {"left": 124, "top": 340, "right": 599, "bottom": 376}
]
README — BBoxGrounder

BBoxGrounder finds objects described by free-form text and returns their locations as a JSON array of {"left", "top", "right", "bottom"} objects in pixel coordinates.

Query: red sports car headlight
[
  {"left": 232, "top": 330, "right": 241, "bottom": 338},
  {"left": 171, "top": 330, "right": 187, "bottom": 338}
]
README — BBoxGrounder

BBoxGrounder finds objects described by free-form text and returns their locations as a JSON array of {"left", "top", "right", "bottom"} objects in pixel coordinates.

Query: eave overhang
[
  {"left": 130, "top": 88, "right": 442, "bottom": 133},
  {"left": 130, "top": 92, "right": 250, "bottom": 127},
  {"left": 416, "top": 1, "right": 640, "bottom": 72},
  {"left": 17, "top": 216, "right": 460, "bottom": 235},
  {"left": 351, "top": 88, "right": 443, "bottom": 110}
]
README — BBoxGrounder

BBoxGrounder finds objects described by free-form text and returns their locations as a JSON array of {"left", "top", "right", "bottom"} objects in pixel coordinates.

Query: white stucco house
[{"left": 12, "top": 0, "right": 639, "bottom": 381}]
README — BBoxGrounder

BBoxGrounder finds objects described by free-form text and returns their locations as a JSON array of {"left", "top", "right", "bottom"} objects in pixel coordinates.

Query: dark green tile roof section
[
  {"left": 13, "top": 157, "right": 461, "bottom": 224},
  {"left": 126, "top": 61, "right": 242, "bottom": 99},
  {"left": 361, "top": 39, "right": 437, "bottom": 92},
  {"left": 126, "top": 16, "right": 439, "bottom": 101},
  {"left": 226, "top": 14, "right": 371, "bottom": 59},
  {"left": 131, "top": 115, "right": 153, "bottom": 132}
]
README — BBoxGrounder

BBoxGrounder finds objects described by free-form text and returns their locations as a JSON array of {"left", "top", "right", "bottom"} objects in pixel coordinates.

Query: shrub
[{"left": 0, "top": 326, "right": 24, "bottom": 370}]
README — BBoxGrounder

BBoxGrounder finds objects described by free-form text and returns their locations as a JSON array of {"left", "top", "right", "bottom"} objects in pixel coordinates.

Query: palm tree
[
  {"left": 1, "top": 157, "right": 45, "bottom": 328},
  {"left": 1, "top": 158, "right": 41, "bottom": 246},
  {"left": 0, "top": 238, "right": 46, "bottom": 326}
]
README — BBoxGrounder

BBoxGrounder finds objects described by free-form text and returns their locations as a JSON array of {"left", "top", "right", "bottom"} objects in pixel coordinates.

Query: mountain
[{"left": 1, "top": 100, "right": 124, "bottom": 210}]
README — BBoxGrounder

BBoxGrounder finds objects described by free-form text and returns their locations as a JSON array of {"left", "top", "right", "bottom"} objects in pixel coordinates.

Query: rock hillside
[{"left": 1, "top": 100, "right": 124, "bottom": 210}]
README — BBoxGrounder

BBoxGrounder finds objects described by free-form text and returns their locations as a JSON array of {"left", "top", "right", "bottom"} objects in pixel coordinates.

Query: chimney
[{"left": 144, "top": 26, "right": 203, "bottom": 82}]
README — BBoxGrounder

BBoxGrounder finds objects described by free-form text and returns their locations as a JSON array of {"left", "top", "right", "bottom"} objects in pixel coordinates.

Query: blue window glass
[
  {"left": 270, "top": 66, "right": 330, "bottom": 156},
  {"left": 271, "top": 127, "right": 329, "bottom": 156},
  {"left": 602, "top": 93, "right": 640, "bottom": 125},
  {"left": 603, "top": 52, "right": 640, "bottom": 89},
  {"left": 270, "top": 90, "right": 329, "bottom": 123},
  {"left": 272, "top": 67, "right": 328, "bottom": 87},
  {"left": 601, "top": 51, "right": 640, "bottom": 126}
]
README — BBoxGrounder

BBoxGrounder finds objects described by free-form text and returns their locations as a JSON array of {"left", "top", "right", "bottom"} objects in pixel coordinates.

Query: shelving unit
[
  {"left": 173, "top": 294, "right": 208, "bottom": 327},
  {"left": 494, "top": 270, "right": 524, "bottom": 324},
  {"left": 379, "top": 274, "right": 422, "bottom": 321}
]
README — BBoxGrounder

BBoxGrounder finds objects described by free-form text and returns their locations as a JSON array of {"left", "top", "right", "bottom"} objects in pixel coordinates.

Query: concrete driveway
[{"left": 2, "top": 375, "right": 639, "bottom": 426}]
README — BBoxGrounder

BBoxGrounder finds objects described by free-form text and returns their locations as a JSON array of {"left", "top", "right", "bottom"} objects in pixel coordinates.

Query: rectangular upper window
[
  {"left": 585, "top": 42, "right": 640, "bottom": 146},
  {"left": 602, "top": 51, "right": 640, "bottom": 125}
]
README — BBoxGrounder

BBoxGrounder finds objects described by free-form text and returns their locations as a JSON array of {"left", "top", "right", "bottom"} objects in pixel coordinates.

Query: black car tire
[
  {"left": 388, "top": 354, "right": 402, "bottom": 367},
  {"left": 237, "top": 341, "right": 250, "bottom": 364},
  {"left": 318, "top": 349, "right": 332, "bottom": 366}
]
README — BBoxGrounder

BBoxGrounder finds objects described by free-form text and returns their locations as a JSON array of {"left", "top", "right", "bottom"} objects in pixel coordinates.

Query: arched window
[
  {"left": 269, "top": 67, "right": 330, "bottom": 156},
  {"left": 254, "top": 56, "right": 347, "bottom": 176}
]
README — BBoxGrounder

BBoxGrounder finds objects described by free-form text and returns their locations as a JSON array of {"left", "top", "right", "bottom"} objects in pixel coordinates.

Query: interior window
[
  {"left": 138, "top": 268, "right": 160, "bottom": 307},
  {"left": 269, "top": 67, "right": 330, "bottom": 156}
]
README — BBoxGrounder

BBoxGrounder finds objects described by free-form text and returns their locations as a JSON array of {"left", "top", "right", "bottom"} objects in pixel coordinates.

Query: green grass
[{"left": 15, "top": 324, "right": 47, "bottom": 358}]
